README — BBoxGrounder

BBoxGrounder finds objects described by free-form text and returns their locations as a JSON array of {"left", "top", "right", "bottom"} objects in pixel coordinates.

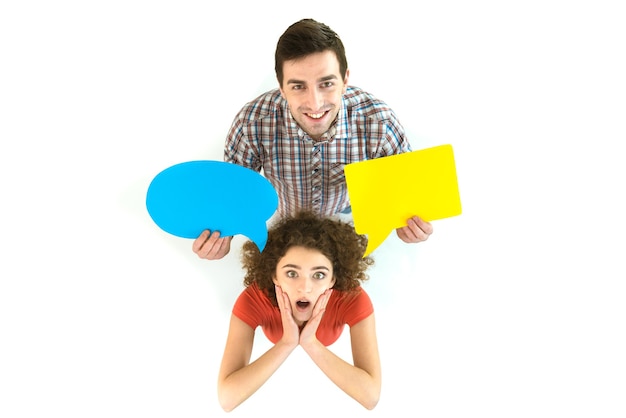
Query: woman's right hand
[{"left": 275, "top": 285, "right": 300, "bottom": 349}]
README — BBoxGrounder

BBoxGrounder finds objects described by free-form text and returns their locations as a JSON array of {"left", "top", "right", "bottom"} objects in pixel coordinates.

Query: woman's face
[{"left": 273, "top": 246, "right": 336, "bottom": 326}]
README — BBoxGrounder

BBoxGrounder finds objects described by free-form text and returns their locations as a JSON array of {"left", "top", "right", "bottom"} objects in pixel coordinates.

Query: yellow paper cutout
[{"left": 344, "top": 144, "right": 462, "bottom": 256}]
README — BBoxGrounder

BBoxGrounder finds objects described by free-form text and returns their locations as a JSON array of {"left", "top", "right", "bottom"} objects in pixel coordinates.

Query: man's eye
[
  {"left": 313, "top": 272, "right": 326, "bottom": 280},
  {"left": 321, "top": 81, "right": 333, "bottom": 88},
  {"left": 292, "top": 85, "right": 304, "bottom": 90}
]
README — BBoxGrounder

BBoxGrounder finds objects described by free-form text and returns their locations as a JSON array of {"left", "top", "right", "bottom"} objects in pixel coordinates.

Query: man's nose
[{"left": 306, "top": 88, "right": 323, "bottom": 110}]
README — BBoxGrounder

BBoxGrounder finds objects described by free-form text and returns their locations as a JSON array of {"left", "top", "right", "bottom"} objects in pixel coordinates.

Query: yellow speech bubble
[{"left": 344, "top": 144, "right": 462, "bottom": 256}]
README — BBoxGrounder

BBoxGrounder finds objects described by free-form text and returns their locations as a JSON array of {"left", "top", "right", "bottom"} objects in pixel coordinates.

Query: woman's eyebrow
[
  {"left": 280, "top": 264, "right": 330, "bottom": 271},
  {"left": 281, "top": 263, "right": 301, "bottom": 269}
]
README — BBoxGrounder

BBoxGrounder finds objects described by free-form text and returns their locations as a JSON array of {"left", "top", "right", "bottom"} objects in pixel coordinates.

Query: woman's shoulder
[
  {"left": 330, "top": 286, "right": 372, "bottom": 308},
  {"left": 235, "top": 283, "right": 273, "bottom": 308}
]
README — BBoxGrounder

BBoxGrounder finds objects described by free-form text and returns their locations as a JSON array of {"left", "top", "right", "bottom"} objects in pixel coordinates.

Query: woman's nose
[{"left": 298, "top": 278, "right": 313, "bottom": 293}]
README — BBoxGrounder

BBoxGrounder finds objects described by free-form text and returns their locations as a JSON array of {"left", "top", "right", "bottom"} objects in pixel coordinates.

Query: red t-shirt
[{"left": 232, "top": 283, "right": 373, "bottom": 346}]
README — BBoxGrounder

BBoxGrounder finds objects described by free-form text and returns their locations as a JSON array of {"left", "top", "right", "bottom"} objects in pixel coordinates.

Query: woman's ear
[
  {"left": 272, "top": 275, "right": 279, "bottom": 286},
  {"left": 329, "top": 277, "right": 336, "bottom": 289}
]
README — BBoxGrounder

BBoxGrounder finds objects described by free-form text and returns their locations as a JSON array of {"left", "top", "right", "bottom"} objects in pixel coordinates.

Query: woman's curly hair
[{"left": 241, "top": 211, "right": 374, "bottom": 306}]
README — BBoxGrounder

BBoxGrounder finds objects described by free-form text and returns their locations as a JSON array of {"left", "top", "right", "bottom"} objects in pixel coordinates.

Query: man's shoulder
[
  {"left": 236, "top": 88, "right": 285, "bottom": 121},
  {"left": 343, "top": 86, "right": 395, "bottom": 117}
]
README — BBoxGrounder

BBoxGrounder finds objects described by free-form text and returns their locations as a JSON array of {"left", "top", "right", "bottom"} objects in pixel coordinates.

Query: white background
[{"left": 1, "top": 1, "right": 625, "bottom": 417}]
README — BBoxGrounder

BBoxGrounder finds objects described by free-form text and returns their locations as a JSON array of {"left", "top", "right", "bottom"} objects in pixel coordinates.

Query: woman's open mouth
[{"left": 295, "top": 300, "right": 311, "bottom": 312}]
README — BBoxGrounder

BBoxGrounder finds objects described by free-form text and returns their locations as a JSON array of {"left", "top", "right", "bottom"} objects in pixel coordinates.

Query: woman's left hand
[{"left": 299, "top": 288, "right": 333, "bottom": 347}]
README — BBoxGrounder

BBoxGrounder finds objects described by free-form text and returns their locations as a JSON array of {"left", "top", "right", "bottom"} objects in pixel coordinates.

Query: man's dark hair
[{"left": 275, "top": 18, "right": 348, "bottom": 86}]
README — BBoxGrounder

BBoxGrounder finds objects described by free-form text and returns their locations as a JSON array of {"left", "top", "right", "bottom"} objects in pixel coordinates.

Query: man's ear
[
  {"left": 278, "top": 77, "right": 285, "bottom": 97},
  {"left": 342, "top": 69, "right": 350, "bottom": 93}
]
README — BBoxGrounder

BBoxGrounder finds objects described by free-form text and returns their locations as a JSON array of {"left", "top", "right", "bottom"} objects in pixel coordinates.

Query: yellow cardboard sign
[{"left": 344, "top": 144, "right": 462, "bottom": 256}]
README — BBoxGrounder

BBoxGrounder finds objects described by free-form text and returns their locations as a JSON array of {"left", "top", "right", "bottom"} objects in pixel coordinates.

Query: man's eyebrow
[
  {"left": 318, "top": 75, "right": 338, "bottom": 82},
  {"left": 285, "top": 74, "right": 338, "bottom": 85}
]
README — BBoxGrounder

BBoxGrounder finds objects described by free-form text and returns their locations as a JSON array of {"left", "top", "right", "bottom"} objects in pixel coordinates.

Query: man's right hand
[{"left": 192, "top": 230, "right": 233, "bottom": 260}]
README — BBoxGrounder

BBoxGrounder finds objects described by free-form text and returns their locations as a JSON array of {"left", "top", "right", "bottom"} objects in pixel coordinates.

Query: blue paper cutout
[{"left": 146, "top": 160, "right": 278, "bottom": 251}]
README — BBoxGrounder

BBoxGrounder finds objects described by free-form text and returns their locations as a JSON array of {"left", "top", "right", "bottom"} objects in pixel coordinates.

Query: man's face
[{"left": 279, "top": 50, "right": 349, "bottom": 141}]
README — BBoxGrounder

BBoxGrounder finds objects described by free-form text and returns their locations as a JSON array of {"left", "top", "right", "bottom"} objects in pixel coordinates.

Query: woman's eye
[
  {"left": 313, "top": 272, "right": 326, "bottom": 280},
  {"left": 286, "top": 270, "right": 298, "bottom": 278}
]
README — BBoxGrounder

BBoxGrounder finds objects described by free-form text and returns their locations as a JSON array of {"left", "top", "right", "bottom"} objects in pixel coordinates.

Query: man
[{"left": 193, "top": 18, "right": 433, "bottom": 260}]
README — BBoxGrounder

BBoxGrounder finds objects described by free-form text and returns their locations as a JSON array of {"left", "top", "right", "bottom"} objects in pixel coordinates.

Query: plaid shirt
[{"left": 224, "top": 86, "right": 412, "bottom": 217}]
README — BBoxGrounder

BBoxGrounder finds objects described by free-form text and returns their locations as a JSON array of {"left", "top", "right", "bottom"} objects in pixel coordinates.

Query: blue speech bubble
[{"left": 146, "top": 160, "right": 278, "bottom": 251}]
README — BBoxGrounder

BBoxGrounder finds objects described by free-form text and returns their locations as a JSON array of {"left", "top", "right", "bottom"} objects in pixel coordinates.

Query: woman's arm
[
  {"left": 300, "top": 313, "right": 382, "bottom": 410},
  {"left": 217, "top": 315, "right": 297, "bottom": 412}
]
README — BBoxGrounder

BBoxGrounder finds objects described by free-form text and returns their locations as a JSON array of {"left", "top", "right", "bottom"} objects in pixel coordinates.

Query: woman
[{"left": 217, "top": 211, "right": 381, "bottom": 411}]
